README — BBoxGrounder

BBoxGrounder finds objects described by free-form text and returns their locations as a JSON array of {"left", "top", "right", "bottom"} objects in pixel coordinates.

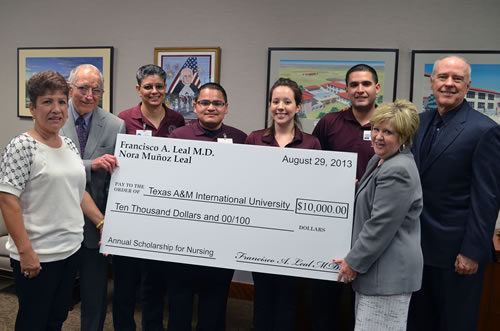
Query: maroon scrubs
[
  {"left": 169, "top": 120, "right": 247, "bottom": 143},
  {"left": 114, "top": 102, "right": 184, "bottom": 330},
  {"left": 168, "top": 120, "right": 247, "bottom": 331},
  {"left": 245, "top": 127, "right": 321, "bottom": 150},
  {"left": 118, "top": 103, "right": 185, "bottom": 136},
  {"left": 246, "top": 126, "right": 320, "bottom": 331},
  {"left": 312, "top": 107, "right": 374, "bottom": 180}
]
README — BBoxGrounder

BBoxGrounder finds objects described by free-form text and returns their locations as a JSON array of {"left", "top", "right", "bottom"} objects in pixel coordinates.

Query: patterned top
[{"left": 0, "top": 133, "right": 85, "bottom": 262}]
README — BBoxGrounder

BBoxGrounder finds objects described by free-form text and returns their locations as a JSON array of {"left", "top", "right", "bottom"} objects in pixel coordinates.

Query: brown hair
[
  {"left": 265, "top": 78, "right": 302, "bottom": 136},
  {"left": 28, "top": 70, "right": 69, "bottom": 105}
]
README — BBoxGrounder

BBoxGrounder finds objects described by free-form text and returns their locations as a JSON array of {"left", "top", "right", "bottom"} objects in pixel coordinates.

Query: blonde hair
[{"left": 371, "top": 99, "right": 420, "bottom": 148}]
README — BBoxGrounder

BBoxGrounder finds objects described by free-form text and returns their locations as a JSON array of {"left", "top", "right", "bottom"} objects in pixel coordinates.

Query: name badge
[
  {"left": 136, "top": 130, "right": 152, "bottom": 136},
  {"left": 217, "top": 138, "right": 233, "bottom": 144},
  {"left": 363, "top": 130, "right": 371, "bottom": 141}
]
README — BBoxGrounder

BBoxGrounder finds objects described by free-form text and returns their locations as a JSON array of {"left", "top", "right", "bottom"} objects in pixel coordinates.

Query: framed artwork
[
  {"left": 154, "top": 47, "right": 220, "bottom": 124},
  {"left": 17, "top": 47, "right": 114, "bottom": 118},
  {"left": 266, "top": 47, "right": 399, "bottom": 132},
  {"left": 410, "top": 50, "right": 500, "bottom": 123}
]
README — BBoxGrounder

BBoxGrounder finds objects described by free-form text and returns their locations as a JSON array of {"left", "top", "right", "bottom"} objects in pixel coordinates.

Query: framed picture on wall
[
  {"left": 410, "top": 50, "right": 500, "bottom": 123},
  {"left": 17, "top": 47, "right": 114, "bottom": 118},
  {"left": 266, "top": 47, "right": 399, "bottom": 133},
  {"left": 154, "top": 47, "right": 220, "bottom": 124}
]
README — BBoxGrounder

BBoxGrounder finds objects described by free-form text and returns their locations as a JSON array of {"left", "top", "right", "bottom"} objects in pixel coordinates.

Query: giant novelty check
[{"left": 100, "top": 134, "right": 357, "bottom": 281}]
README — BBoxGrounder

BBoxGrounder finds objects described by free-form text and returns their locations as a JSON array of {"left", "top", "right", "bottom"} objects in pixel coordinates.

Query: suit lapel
[
  {"left": 413, "top": 110, "right": 435, "bottom": 169},
  {"left": 420, "top": 104, "right": 468, "bottom": 174},
  {"left": 85, "top": 108, "right": 105, "bottom": 158},
  {"left": 61, "top": 104, "right": 81, "bottom": 154},
  {"left": 355, "top": 156, "right": 379, "bottom": 199}
]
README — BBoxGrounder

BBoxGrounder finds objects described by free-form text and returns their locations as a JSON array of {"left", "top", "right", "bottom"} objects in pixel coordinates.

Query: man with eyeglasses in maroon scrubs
[{"left": 167, "top": 82, "right": 246, "bottom": 331}]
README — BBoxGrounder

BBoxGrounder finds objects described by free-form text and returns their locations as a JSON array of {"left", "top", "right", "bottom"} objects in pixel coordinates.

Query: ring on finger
[{"left": 23, "top": 271, "right": 30, "bottom": 277}]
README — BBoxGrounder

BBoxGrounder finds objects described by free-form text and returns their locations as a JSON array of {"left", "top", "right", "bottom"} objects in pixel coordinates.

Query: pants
[
  {"left": 11, "top": 248, "right": 81, "bottom": 331},
  {"left": 309, "top": 279, "right": 351, "bottom": 331},
  {"left": 142, "top": 259, "right": 169, "bottom": 331},
  {"left": 167, "top": 263, "right": 234, "bottom": 331},
  {"left": 407, "top": 264, "right": 486, "bottom": 331},
  {"left": 79, "top": 246, "right": 109, "bottom": 331},
  {"left": 252, "top": 272, "right": 301, "bottom": 331},
  {"left": 112, "top": 255, "right": 145, "bottom": 331}
]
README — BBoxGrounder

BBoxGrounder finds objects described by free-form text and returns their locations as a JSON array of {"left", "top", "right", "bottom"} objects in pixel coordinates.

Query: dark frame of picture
[
  {"left": 154, "top": 47, "right": 221, "bottom": 124},
  {"left": 410, "top": 50, "right": 500, "bottom": 116},
  {"left": 265, "top": 47, "right": 399, "bottom": 131},
  {"left": 17, "top": 47, "right": 114, "bottom": 118}
]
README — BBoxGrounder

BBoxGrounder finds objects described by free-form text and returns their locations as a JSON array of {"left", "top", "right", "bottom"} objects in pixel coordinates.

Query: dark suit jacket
[
  {"left": 60, "top": 101, "right": 126, "bottom": 248},
  {"left": 412, "top": 101, "right": 500, "bottom": 267}
]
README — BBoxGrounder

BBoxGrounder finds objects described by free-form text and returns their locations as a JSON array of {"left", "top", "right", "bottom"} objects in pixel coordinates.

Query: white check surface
[{"left": 101, "top": 134, "right": 357, "bottom": 281}]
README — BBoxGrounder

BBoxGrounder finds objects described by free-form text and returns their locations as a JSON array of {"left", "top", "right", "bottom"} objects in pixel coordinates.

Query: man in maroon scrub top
[
  {"left": 311, "top": 64, "right": 380, "bottom": 331},
  {"left": 167, "top": 82, "right": 247, "bottom": 331}
]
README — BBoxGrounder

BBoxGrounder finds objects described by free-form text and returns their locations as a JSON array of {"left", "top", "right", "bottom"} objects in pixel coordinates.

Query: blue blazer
[{"left": 412, "top": 101, "right": 500, "bottom": 267}]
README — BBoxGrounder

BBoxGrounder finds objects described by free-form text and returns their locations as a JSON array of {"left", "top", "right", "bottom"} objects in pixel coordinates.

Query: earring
[{"left": 399, "top": 144, "right": 406, "bottom": 152}]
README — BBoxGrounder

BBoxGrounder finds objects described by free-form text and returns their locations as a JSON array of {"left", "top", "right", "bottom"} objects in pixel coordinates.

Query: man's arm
[
  {"left": 459, "top": 125, "right": 500, "bottom": 272},
  {"left": 84, "top": 117, "right": 126, "bottom": 177},
  {"left": 90, "top": 154, "right": 120, "bottom": 173},
  {"left": 311, "top": 117, "right": 329, "bottom": 150}
]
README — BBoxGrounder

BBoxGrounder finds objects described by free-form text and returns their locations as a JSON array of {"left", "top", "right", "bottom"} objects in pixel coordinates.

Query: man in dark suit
[
  {"left": 408, "top": 56, "right": 500, "bottom": 331},
  {"left": 60, "top": 64, "right": 126, "bottom": 331}
]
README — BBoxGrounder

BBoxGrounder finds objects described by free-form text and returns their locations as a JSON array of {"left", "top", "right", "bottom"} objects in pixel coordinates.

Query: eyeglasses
[
  {"left": 73, "top": 85, "right": 104, "bottom": 96},
  {"left": 141, "top": 83, "right": 166, "bottom": 90},
  {"left": 196, "top": 100, "right": 226, "bottom": 108}
]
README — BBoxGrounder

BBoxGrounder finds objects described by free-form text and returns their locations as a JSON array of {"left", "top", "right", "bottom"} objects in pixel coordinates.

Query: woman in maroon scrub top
[{"left": 246, "top": 78, "right": 321, "bottom": 330}]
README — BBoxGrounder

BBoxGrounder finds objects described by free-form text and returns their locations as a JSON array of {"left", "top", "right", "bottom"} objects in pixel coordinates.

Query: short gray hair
[
  {"left": 68, "top": 64, "right": 104, "bottom": 86},
  {"left": 431, "top": 56, "right": 471, "bottom": 83},
  {"left": 136, "top": 64, "right": 166, "bottom": 86}
]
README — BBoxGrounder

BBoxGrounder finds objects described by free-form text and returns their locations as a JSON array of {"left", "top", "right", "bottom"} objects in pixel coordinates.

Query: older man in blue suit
[
  {"left": 408, "top": 56, "right": 500, "bottom": 331},
  {"left": 60, "top": 64, "right": 125, "bottom": 331}
]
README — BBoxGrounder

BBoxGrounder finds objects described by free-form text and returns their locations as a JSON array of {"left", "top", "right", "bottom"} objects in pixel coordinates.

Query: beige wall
[{"left": 1, "top": 0, "right": 499, "bottom": 148}]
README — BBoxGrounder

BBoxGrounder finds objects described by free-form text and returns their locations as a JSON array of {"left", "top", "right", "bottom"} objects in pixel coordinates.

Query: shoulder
[
  {"left": 168, "top": 125, "right": 193, "bottom": 139},
  {"left": 245, "top": 129, "right": 267, "bottom": 145},
  {"left": 313, "top": 111, "right": 349, "bottom": 138},
  {"left": 457, "top": 106, "right": 500, "bottom": 150},
  {"left": 419, "top": 109, "right": 434, "bottom": 119},
  {"left": 165, "top": 106, "right": 184, "bottom": 121},
  {"left": 473, "top": 120, "right": 500, "bottom": 156},
  {"left": 118, "top": 105, "right": 140, "bottom": 120},
  {"left": 0, "top": 134, "right": 38, "bottom": 194},
  {"left": 2, "top": 134, "right": 38, "bottom": 165},
  {"left": 247, "top": 128, "right": 267, "bottom": 138},
  {"left": 380, "top": 151, "right": 419, "bottom": 179},
  {"left": 62, "top": 136, "right": 80, "bottom": 154},
  {"left": 3, "top": 133, "right": 38, "bottom": 155},
  {"left": 95, "top": 107, "right": 125, "bottom": 127},
  {"left": 316, "top": 111, "right": 343, "bottom": 127},
  {"left": 418, "top": 109, "right": 436, "bottom": 125},
  {"left": 466, "top": 107, "right": 498, "bottom": 130},
  {"left": 299, "top": 132, "right": 321, "bottom": 150},
  {"left": 321, "top": 111, "right": 344, "bottom": 122},
  {"left": 163, "top": 106, "right": 185, "bottom": 129},
  {"left": 222, "top": 124, "right": 247, "bottom": 143}
]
